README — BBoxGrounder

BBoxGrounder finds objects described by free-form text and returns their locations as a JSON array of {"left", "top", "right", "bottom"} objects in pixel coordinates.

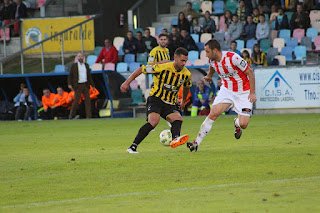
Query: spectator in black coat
[
  {"left": 135, "top": 31, "right": 146, "bottom": 53},
  {"left": 242, "top": 15, "right": 256, "bottom": 40},
  {"left": 275, "top": 7, "right": 289, "bottom": 30},
  {"left": 168, "top": 27, "right": 181, "bottom": 58},
  {"left": 290, "top": 3, "right": 310, "bottom": 32},
  {"left": 123, "top": 31, "right": 139, "bottom": 54},
  {"left": 11, "top": 0, "right": 27, "bottom": 36},
  {"left": 0, "top": 0, "right": 14, "bottom": 24},
  {"left": 178, "top": 12, "right": 190, "bottom": 33},
  {"left": 179, "top": 29, "right": 198, "bottom": 51}
]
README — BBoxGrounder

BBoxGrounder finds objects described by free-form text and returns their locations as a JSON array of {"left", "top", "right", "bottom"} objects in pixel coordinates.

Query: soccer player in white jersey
[{"left": 187, "top": 39, "right": 257, "bottom": 152}]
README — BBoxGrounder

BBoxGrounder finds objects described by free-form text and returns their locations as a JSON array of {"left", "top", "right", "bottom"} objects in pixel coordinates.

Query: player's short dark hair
[
  {"left": 174, "top": 47, "right": 188, "bottom": 56},
  {"left": 158, "top": 33, "right": 169, "bottom": 39},
  {"left": 205, "top": 39, "right": 221, "bottom": 51},
  {"left": 144, "top": 28, "right": 150, "bottom": 31}
]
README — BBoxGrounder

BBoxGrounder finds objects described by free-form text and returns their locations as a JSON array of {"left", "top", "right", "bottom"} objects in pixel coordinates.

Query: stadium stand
[
  {"left": 0, "top": 28, "right": 10, "bottom": 41},
  {"left": 136, "top": 53, "right": 148, "bottom": 65},
  {"left": 104, "top": 63, "right": 116, "bottom": 71},
  {"left": 54, "top": 65, "right": 66, "bottom": 73},
  {"left": 196, "top": 42, "right": 205, "bottom": 51},
  {"left": 286, "top": 38, "right": 298, "bottom": 48},
  {"left": 246, "top": 39, "right": 258, "bottom": 51},
  {"left": 273, "top": 38, "right": 285, "bottom": 53},
  {"left": 280, "top": 46, "right": 294, "bottom": 61},
  {"left": 225, "top": 0, "right": 237, "bottom": 14},
  {"left": 200, "top": 50, "right": 206, "bottom": 60},
  {"left": 171, "top": 18, "right": 178, "bottom": 26},
  {"left": 193, "top": 59, "right": 207, "bottom": 66},
  {"left": 294, "top": 46, "right": 307, "bottom": 62},
  {"left": 310, "top": 10, "right": 320, "bottom": 32},
  {"left": 274, "top": 55, "right": 286, "bottom": 65},
  {"left": 188, "top": 50, "right": 199, "bottom": 64},
  {"left": 260, "top": 39, "right": 271, "bottom": 53},
  {"left": 314, "top": 36, "right": 320, "bottom": 50},
  {"left": 213, "top": 1, "right": 224, "bottom": 15},
  {"left": 128, "top": 62, "right": 141, "bottom": 72},
  {"left": 94, "top": 46, "right": 103, "bottom": 56},
  {"left": 300, "top": 37, "right": 312, "bottom": 51},
  {"left": 293, "top": 28, "right": 305, "bottom": 43},
  {"left": 113, "top": 37, "right": 125, "bottom": 50},
  {"left": 191, "top": 34, "right": 200, "bottom": 43},
  {"left": 124, "top": 54, "right": 135, "bottom": 63},
  {"left": 306, "top": 28, "right": 318, "bottom": 42},
  {"left": 266, "top": 48, "right": 278, "bottom": 64},
  {"left": 91, "top": 63, "right": 103, "bottom": 71},
  {"left": 86, "top": 55, "right": 98, "bottom": 69},
  {"left": 279, "top": 29, "right": 291, "bottom": 44},
  {"left": 235, "top": 40, "right": 245, "bottom": 51},
  {"left": 200, "top": 33, "right": 212, "bottom": 43},
  {"left": 116, "top": 62, "right": 128, "bottom": 72},
  {"left": 200, "top": 1, "right": 212, "bottom": 14}
]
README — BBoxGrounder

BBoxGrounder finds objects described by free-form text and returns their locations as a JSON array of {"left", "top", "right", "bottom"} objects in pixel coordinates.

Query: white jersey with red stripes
[{"left": 209, "top": 51, "right": 250, "bottom": 92}]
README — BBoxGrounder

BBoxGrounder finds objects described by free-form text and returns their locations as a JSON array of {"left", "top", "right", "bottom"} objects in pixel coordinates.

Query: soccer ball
[{"left": 159, "top": 129, "right": 172, "bottom": 146}]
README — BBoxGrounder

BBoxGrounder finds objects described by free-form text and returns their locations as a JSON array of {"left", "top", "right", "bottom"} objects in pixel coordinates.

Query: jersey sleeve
[
  {"left": 148, "top": 49, "right": 156, "bottom": 64},
  {"left": 141, "top": 64, "right": 163, "bottom": 74},
  {"left": 183, "top": 73, "right": 192, "bottom": 88},
  {"left": 231, "top": 53, "right": 249, "bottom": 72}
]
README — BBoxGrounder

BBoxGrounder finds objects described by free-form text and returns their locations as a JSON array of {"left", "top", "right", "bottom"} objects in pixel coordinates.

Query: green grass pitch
[{"left": 0, "top": 114, "right": 320, "bottom": 212}]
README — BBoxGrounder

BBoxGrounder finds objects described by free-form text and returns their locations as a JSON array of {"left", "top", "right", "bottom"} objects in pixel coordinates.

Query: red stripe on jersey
[
  {"left": 222, "top": 56, "right": 238, "bottom": 92},
  {"left": 229, "top": 55, "right": 250, "bottom": 91},
  {"left": 215, "top": 61, "right": 228, "bottom": 89}
]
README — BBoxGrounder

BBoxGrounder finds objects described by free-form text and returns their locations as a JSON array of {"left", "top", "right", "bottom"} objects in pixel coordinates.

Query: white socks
[
  {"left": 195, "top": 117, "right": 214, "bottom": 146},
  {"left": 234, "top": 117, "right": 240, "bottom": 127}
]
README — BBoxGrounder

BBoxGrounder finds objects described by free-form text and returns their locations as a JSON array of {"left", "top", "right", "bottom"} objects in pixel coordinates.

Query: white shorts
[{"left": 212, "top": 87, "right": 252, "bottom": 117}]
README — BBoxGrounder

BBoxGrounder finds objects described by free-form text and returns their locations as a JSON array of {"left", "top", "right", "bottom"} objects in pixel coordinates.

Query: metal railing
[
  {"left": 0, "top": 14, "right": 101, "bottom": 75},
  {"left": 40, "top": 0, "right": 53, "bottom": 17}
]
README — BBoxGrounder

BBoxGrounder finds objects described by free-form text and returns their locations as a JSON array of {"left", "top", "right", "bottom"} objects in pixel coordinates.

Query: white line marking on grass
[{"left": 1, "top": 176, "right": 320, "bottom": 209}]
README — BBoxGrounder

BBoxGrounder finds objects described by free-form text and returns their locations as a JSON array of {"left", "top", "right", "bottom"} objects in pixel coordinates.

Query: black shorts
[{"left": 146, "top": 96, "right": 179, "bottom": 120}]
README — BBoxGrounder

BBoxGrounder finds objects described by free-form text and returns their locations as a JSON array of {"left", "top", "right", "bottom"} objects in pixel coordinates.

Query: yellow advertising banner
[{"left": 22, "top": 16, "right": 95, "bottom": 53}]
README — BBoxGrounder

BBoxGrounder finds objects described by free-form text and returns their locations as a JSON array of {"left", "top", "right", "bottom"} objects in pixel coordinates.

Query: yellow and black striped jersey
[
  {"left": 142, "top": 62, "right": 192, "bottom": 105},
  {"left": 148, "top": 46, "right": 170, "bottom": 64}
]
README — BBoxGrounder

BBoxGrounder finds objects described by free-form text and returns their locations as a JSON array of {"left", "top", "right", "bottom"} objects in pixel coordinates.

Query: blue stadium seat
[
  {"left": 94, "top": 46, "right": 103, "bottom": 56},
  {"left": 118, "top": 46, "right": 124, "bottom": 56},
  {"left": 213, "top": 1, "right": 224, "bottom": 15},
  {"left": 131, "top": 89, "right": 144, "bottom": 105},
  {"left": 188, "top": 50, "right": 199, "bottom": 64},
  {"left": 128, "top": 62, "right": 141, "bottom": 72},
  {"left": 246, "top": 39, "right": 258, "bottom": 51},
  {"left": 116, "top": 62, "right": 128, "bottom": 72},
  {"left": 306, "top": 28, "right": 318, "bottom": 42},
  {"left": 156, "top": 27, "right": 164, "bottom": 35},
  {"left": 171, "top": 18, "right": 178, "bottom": 26},
  {"left": 279, "top": 29, "right": 291, "bottom": 44},
  {"left": 124, "top": 54, "right": 135, "bottom": 63},
  {"left": 54, "top": 65, "right": 65, "bottom": 73},
  {"left": 280, "top": 46, "right": 293, "bottom": 61},
  {"left": 196, "top": 42, "right": 204, "bottom": 51},
  {"left": 136, "top": 52, "right": 148, "bottom": 65},
  {"left": 286, "top": 38, "right": 298, "bottom": 48},
  {"left": 86, "top": 55, "right": 97, "bottom": 69},
  {"left": 294, "top": 45, "right": 307, "bottom": 62},
  {"left": 260, "top": 39, "right": 271, "bottom": 53},
  {"left": 235, "top": 39, "right": 244, "bottom": 51},
  {"left": 192, "top": 1, "right": 200, "bottom": 13},
  {"left": 190, "top": 33, "right": 200, "bottom": 43}
]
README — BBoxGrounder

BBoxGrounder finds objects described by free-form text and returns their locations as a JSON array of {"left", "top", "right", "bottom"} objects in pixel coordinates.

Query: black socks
[
  {"left": 130, "top": 122, "right": 154, "bottom": 150},
  {"left": 171, "top": 120, "right": 182, "bottom": 139}
]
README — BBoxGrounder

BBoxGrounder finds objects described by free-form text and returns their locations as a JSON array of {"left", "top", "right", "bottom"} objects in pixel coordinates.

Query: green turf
[{"left": 0, "top": 114, "right": 319, "bottom": 212}]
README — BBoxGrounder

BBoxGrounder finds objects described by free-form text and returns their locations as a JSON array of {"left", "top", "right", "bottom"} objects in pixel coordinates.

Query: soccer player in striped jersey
[
  {"left": 120, "top": 47, "right": 192, "bottom": 153},
  {"left": 148, "top": 33, "right": 170, "bottom": 65},
  {"left": 187, "top": 39, "right": 257, "bottom": 152}
]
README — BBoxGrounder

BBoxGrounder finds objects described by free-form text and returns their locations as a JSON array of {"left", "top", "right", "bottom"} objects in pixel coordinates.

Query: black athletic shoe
[
  {"left": 186, "top": 141, "right": 198, "bottom": 152},
  {"left": 234, "top": 118, "right": 242, "bottom": 139}
]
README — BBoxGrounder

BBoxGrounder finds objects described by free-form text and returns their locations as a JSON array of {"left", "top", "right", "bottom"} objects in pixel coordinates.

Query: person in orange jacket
[
  {"left": 177, "top": 85, "right": 192, "bottom": 116},
  {"left": 51, "top": 87, "right": 69, "bottom": 119},
  {"left": 86, "top": 85, "right": 100, "bottom": 117},
  {"left": 41, "top": 88, "right": 55, "bottom": 119}
]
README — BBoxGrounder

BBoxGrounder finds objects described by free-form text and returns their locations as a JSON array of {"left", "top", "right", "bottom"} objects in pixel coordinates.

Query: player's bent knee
[{"left": 240, "top": 122, "right": 248, "bottom": 129}]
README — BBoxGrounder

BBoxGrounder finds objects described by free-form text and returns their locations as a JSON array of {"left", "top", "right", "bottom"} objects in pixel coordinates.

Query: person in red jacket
[{"left": 95, "top": 38, "right": 118, "bottom": 64}]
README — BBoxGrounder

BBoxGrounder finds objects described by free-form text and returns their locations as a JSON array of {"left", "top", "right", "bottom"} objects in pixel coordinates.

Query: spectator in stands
[
  {"left": 241, "top": 50, "right": 252, "bottom": 65},
  {"left": 201, "top": 11, "right": 216, "bottom": 34},
  {"left": 179, "top": 29, "right": 198, "bottom": 51},
  {"left": 51, "top": 87, "right": 69, "bottom": 119},
  {"left": 191, "top": 80, "right": 212, "bottom": 117},
  {"left": 68, "top": 52, "right": 95, "bottom": 119},
  {"left": 95, "top": 38, "right": 118, "bottom": 64},
  {"left": 237, "top": 0, "right": 249, "bottom": 24},
  {"left": 168, "top": 27, "right": 181, "bottom": 58},
  {"left": 243, "top": 15, "right": 256, "bottom": 40},
  {"left": 226, "top": 14, "right": 243, "bottom": 42},
  {"left": 136, "top": 31, "right": 147, "bottom": 53},
  {"left": 14, "top": 87, "right": 40, "bottom": 120},
  {"left": 302, "top": 0, "right": 315, "bottom": 12},
  {"left": 178, "top": 12, "right": 190, "bottom": 33},
  {"left": 41, "top": 88, "right": 55, "bottom": 120},
  {"left": 0, "top": 0, "right": 14, "bottom": 26},
  {"left": 148, "top": 33, "right": 170, "bottom": 65},
  {"left": 256, "top": 14, "right": 270, "bottom": 41},
  {"left": 229, "top": 41, "right": 241, "bottom": 55},
  {"left": 183, "top": 1, "right": 202, "bottom": 22},
  {"left": 161, "top": 28, "right": 169, "bottom": 35},
  {"left": 281, "top": 0, "right": 296, "bottom": 12},
  {"left": 123, "top": 31, "right": 139, "bottom": 54},
  {"left": 252, "top": 8, "right": 260, "bottom": 24},
  {"left": 219, "top": 10, "right": 232, "bottom": 32},
  {"left": 257, "top": 5, "right": 267, "bottom": 16},
  {"left": 275, "top": 7, "right": 289, "bottom": 30},
  {"left": 143, "top": 28, "right": 157, "bottom": 53},
  {"left": 11, "top": 0, "right": 27, "bottom": 36},
  {"left": 191, "top": 18, "right": 201, "bottom": 34},
  {"left": 290, "top": 3, "right": 310, "bottom": 32},
  {"left": 251, "top": 44, "right": 267, "bottom": 66}
]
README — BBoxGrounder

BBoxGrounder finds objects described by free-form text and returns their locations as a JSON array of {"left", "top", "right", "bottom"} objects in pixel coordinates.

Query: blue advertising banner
[{"left": 255, "top": 66, "right": 320, "bottom": 109}]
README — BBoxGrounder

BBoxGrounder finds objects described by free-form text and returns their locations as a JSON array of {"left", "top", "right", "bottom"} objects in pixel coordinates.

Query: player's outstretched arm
[
  {"left": 120, "top": 67, "right": 143, "bottom": 93},
  {"left": 245, "top": 67, "right": 257, "bottom": 103}
]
